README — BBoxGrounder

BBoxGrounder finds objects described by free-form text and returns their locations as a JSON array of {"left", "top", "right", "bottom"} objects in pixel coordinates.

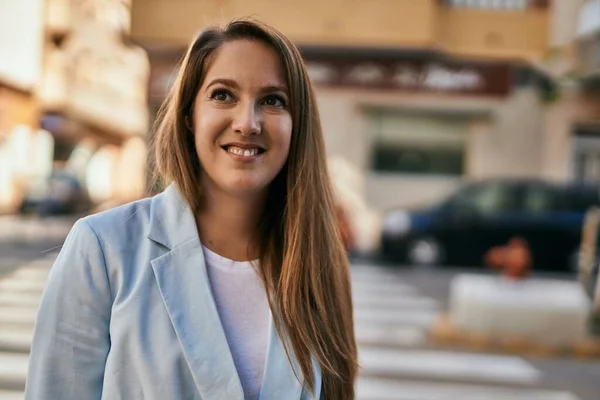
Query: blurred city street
[
  {"left": 1, "top": 0, "right": 600, "bottom": 398},
  {"left": 0, "top": 216, "right": 74, "bottom": 278},
  {"left": 1, "top": 217, "right": 599, "bottom": 399}
]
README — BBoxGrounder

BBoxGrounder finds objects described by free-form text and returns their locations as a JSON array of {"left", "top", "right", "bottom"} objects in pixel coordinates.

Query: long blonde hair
[{"left": 152, "top": 19, "right": 357, "bottom": 399}]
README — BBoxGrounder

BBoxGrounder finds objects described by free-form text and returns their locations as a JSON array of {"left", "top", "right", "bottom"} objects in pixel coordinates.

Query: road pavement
[{"left": 0, "top": 217, "right": 599, "bottom": 399}]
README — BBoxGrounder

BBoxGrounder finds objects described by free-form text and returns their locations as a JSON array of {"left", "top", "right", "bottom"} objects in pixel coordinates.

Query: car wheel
[{"left": 407, "top": 237, "right": 444, "bottom": 268}]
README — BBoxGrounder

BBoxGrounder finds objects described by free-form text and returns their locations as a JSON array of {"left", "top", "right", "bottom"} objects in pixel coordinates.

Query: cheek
[
  {"left": 269, "top": 117, "right": 292, "bottom": 160},
  {"left": 194, "top": 110, "right": 223, "bottom": 152},
  {"left": 194, "top": 132, "right": 212, "bottom": 166}
]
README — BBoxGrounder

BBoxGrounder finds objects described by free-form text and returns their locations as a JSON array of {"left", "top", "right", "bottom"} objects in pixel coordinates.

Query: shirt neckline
[{"left": 202, "top": 245, "right": 259, "bottom": 271}]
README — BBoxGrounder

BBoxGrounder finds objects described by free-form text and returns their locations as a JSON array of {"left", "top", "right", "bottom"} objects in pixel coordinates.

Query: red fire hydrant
[{"left": 484, "top": 237, "right": 532, "bottom": 280}]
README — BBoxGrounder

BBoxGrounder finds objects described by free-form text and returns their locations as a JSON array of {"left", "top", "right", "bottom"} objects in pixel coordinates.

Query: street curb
[{"left": 428, "top": 314, "right": 600, "bottom": 359}]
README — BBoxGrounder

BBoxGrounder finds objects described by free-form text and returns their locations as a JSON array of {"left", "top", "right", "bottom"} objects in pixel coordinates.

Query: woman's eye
[
  {"left": 210, "top": 89, "right": 233, "bottom": 102},
  {"left": 262, "top": 95, "right": 286, "bottom": 108}
]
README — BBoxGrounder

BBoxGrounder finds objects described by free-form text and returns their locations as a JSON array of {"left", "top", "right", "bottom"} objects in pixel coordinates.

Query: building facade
[
  {"left": 0, "top": 0, "right": 47, "bottom": 212},
  {"left": 39, "top": 0, "right": 150, "bottom": 206},
  {"left": 0, "top": 0, "right": 152, "bottom": 213},
  {"left": 541, "top": 0, "right": 600, "bottom": 185},
  {"left": 131, "top": 0, "right": 554, "bottom": 214}
]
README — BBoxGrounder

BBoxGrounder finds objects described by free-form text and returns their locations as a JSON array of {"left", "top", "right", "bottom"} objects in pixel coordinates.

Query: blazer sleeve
[{"left": 25, "top": 218, "right": 113, "bottom": 400}]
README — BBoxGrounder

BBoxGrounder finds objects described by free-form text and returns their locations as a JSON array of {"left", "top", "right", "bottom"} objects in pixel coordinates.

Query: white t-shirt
[{"left": 202, "top": 246, "right": 270, "bottom": 400}]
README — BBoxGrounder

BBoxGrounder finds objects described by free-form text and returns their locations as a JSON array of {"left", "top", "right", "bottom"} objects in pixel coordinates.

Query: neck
[{"left": 196, "top": 180, "right": 267, "bottom": 262}]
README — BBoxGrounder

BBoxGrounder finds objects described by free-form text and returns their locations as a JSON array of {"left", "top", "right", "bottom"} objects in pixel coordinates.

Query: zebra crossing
[
  {"left": 0, "top": 255, "right": 51, "bottom": 399},
  {"left": 350, "top": 263, "right": 582, "bottom": 400},
  {"left": 0, "top": 258, "right": 585, "bottom": 399}
]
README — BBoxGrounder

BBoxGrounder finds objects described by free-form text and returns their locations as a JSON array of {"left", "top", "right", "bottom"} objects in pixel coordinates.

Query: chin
[{"left": 221, "top": 179, "right": 271, "bottom": 197}]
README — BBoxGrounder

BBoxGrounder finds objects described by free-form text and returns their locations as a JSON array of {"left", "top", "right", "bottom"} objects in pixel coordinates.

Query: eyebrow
[
  {"left": 205, "top": 78, "right": 288, "bottom": 95},
  {"left": 205, "top": 78, "right": 239, "bottom": 91},
  {"left": 260, "top": 85, "right": 289, "bottom": 96}
]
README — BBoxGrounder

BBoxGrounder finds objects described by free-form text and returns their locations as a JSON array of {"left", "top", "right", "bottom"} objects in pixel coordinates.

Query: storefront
[
  {"left": 145, "top": 47, "right": 553, "bottom": 213},
  {"left": 301, "top": 49, "right": 552, "bottom": 210}
]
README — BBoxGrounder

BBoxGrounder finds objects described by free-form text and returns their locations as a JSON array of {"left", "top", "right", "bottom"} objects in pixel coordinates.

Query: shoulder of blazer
[{"left": 83, "top": 196, "right": 153, "bottom": 240}]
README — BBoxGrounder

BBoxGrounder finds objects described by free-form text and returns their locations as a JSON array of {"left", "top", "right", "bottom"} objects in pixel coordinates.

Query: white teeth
[{"left": 227, "top": 146, "right": 259, "bottom": 156}]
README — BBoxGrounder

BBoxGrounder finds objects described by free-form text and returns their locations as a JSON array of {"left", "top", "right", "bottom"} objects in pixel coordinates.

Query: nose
[{"left": 232, "top": 101, "right": 261, "bottom": 136}]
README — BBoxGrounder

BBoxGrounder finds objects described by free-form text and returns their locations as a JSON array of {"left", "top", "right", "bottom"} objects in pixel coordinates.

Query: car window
[
  {"left": 522, "top": 185, "right": 559, "bottom": 214},
  {"left": 449, "top": 183, "right": 518, "bottom": 215},
  {"left": 565, "top": 187, "right": 600, "bottom": 213}
]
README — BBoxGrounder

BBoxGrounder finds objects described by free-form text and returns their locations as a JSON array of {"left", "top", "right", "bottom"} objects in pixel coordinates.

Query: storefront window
[
  {"left": 573, "top": 126, "right": 600, "bottom": 184},
  {"left": 368, "top": 110, "right": 467, "bottom": 176},
  {"left": 372, "top": 144, "right": 464, "bottom": 176}
]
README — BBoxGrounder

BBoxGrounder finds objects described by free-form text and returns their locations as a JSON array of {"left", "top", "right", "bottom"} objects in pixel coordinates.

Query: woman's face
[{"left": 192, "top": 39, "right": 292, "bottom": 198}]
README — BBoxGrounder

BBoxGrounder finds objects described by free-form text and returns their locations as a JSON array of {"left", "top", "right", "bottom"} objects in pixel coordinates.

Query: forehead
[{"left": 203, "top": 39, "right": 287, "bottom": 87}]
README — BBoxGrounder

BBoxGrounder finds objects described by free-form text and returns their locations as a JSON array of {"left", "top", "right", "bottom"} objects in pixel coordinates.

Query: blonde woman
[{"left": 26, "top": 19, "right": 357, "bottom": 400}]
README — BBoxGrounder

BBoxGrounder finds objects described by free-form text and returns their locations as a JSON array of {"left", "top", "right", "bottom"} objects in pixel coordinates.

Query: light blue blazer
[{"left": 25, "top": 184, "right": 322, "bottom": 400}]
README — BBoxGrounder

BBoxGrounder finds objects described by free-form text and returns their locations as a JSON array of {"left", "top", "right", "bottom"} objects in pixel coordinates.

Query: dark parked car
[
  {"left": 19, "top": 170, "right": 91, "bottom": 216},
  {"left": 381, "top": 179, "right": 600, "bottom": 272}
]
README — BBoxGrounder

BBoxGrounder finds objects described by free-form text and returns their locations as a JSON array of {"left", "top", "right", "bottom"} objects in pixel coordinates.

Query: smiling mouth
[{"left": 222, "top": 145, "right": 265, "bottom": 157}]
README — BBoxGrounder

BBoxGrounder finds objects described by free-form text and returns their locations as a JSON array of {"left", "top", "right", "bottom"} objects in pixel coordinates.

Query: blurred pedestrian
[{"left": 26, "top": 19, "right": 357, "bottom": 400}]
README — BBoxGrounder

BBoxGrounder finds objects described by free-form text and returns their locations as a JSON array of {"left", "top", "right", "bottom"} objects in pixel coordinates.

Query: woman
[{"left": 25, "top": 19, "right": 358, "bottom": 400}]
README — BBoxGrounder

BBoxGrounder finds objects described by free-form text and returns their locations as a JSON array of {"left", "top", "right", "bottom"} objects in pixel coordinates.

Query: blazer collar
[
  {"left": 147, "top": 184, "right": 319, "bottom": 399},
  {"left": 147, "top": 184, "right": 198, "bottom": 250}
]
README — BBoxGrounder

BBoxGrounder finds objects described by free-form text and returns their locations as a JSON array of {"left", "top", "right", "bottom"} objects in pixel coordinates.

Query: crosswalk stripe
[
  {"left": 351, "top": 270, "right": 408, "bottom": 282},
  {"left": 352, "top": 283, "right": 419, "bottom": 297},
  {"left": 0, "top": 330, "right": 32, "bottom": 353},
  {"left": 10, "top": 268, "right": 50, "bottom": 282},
  {"left": 0, "top": 293, "right": 41, "bottom": 308},
  {"left": 352, "top": 264, "right": 398, "bottom": 272},
  {"left": 351, "top": 275, "right": 418, "bottom": 286},
  {"left": 354, "top": 308, "right": 438, "bottom": 328},
  {"left": 358, "top": 347, "right": 542, "bottom": 385},
  {"left": 351, "top": 275, "right": 417, "bottom": 287},
  {"left": 0, "top": 280, "right": 46, "bottom": 293},
  {"left": 355, "top": 325, "right": 426, "bottom": 347},
  {"left": 353, "top": 295, "right": 439, "bottom": 310},
  {"left": 356, "top": 378, "right": 581, "bottom": 400},
  {"left": 0, "top": 307, "right": 38, "bottom": 325},
  {"left": 0, "top": 390, "right": 24, "bottom": 400},
  {"left": 0, "top": 353, "right": 27, "bottom": 388}
]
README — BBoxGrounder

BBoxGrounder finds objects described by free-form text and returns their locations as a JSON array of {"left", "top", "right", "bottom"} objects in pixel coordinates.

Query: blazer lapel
[
  {"left": 148, "top": 185, "right": 244, "bottom": 400},
  {"left": 147, "top": 185, "right": 322, "bottom": 399},
  {"left": 259, "top": 313, "right": 322, "bottom": 400},
  {"left": 258, "top": 314, "right": 303, "bottom": 399}
]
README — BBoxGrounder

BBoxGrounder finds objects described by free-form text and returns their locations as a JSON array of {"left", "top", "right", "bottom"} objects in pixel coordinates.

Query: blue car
[
  {"left": 19, "top": 170, "right": 91, "bottom": 216},
  {"left": 381, "top": 179, "right": 600, "bottom": 272}
]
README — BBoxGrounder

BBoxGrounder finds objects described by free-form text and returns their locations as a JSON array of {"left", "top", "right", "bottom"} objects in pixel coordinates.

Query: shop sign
[{"left": 306, "top": 58, "right": 512, "bottom": 97}]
